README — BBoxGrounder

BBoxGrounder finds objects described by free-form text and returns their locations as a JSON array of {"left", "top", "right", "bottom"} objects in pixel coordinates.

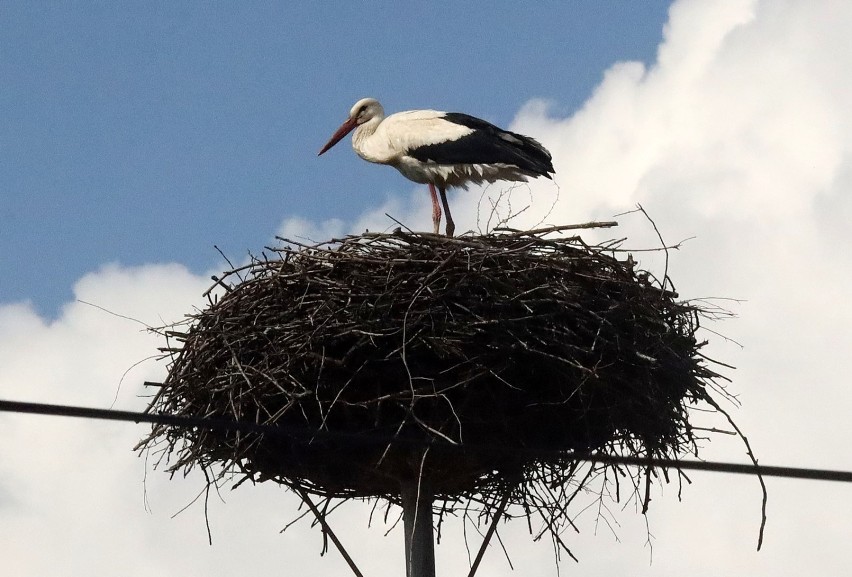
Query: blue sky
[
  {"left": 2, "top": 2, "right": 670, "bottom": 315},
  {"left": 4, "top": 1, "right": 852, "bottom": 576}
]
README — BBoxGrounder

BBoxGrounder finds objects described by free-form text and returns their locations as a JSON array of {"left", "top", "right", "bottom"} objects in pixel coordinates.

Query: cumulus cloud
[
  {"left": 4, "top": 0, "right": 852, "bottom": 575},
  {"left": 502, "top": 1, "right": 852, "bottom": 573}
]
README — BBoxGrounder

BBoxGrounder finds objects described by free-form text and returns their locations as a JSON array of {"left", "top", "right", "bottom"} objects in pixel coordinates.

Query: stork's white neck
[{"left": 351, "top": 114, "right": 388, "bottom": 163}]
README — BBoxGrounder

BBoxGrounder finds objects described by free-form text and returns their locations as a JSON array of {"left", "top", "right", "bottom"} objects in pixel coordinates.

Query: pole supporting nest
[{"left": 401, "top": 478, "right": 436, "bottom": 577}]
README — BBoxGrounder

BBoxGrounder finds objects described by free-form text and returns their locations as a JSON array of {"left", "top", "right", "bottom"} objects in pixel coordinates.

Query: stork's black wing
[{"left": 407, "top": 113, "right": 554, "bottom": 178}]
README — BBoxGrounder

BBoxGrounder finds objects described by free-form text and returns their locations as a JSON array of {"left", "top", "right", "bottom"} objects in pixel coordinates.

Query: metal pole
[
  {"left": 401, "top": 479, "right": 435, "bottom": 577},
  {"left": 466, "top": 490, "right": 512, "bottom": 577},
  {"left": 292, "top": 486, "right": 365, "bottom": 577}
]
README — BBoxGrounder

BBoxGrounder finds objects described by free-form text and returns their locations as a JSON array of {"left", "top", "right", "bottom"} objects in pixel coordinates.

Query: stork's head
[{"left": 318, "top": 98, "right": 385, "bottom": 155}]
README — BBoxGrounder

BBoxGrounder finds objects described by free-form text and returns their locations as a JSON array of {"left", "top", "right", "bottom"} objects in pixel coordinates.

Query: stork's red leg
[
  {"left": 438, "top": 187, "right": 455, "bottom": 237},
  {"left": 428, "top": 183, "right": 442, "bottom": 234}
]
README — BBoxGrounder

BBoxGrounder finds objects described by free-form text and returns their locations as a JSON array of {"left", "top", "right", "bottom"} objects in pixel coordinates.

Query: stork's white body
[
  {"left": 352, "top": 109, "right": 527, "bottom": 189},
  {"left": 319, "top": 98, "right": 555, "bottom": 236}
]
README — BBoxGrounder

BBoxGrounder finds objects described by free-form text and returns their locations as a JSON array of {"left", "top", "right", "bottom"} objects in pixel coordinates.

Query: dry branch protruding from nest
[{"left": 138, "top": 224, "right": 730, "bottom": 532}]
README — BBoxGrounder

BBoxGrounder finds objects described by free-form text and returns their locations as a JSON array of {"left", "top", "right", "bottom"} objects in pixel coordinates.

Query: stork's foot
[{"left": 445, "top": 220, "right": 455, "bottom": 237}]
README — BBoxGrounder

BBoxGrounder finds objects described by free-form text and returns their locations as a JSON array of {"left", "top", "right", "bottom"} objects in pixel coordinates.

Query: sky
[
  {"left": 2, "top": 1, "right": 852, "bottom": 575},
  {"left": 1, "top": 1, "right": 670, "bottom": 315}
]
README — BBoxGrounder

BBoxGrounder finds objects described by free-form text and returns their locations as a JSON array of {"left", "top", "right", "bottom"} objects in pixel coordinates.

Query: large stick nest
[{"left": 139, "top": 224, "right": 729, "bottom": 514}]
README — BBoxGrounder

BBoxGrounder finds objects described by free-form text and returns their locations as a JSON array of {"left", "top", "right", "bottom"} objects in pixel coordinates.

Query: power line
[{"left": 2, "top": 397, "right": 851, "bottom": 484}]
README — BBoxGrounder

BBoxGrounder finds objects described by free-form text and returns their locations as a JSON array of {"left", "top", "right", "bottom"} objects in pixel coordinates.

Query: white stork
[{"left": 318, "top": 98, "right": 555, "bottom": 237}]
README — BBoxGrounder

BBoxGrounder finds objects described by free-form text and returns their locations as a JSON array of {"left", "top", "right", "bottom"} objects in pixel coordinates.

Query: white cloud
[
  {"left": 499, "top": 0, "right": 852, "bottom": 573},
  {"left": 4, "top": 0, "right": 852, "bottom": 575}
]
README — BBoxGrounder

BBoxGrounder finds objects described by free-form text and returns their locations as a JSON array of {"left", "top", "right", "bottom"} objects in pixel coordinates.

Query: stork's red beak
[{"left": 318, "top": 116, "right": 358, "bottom": 156}]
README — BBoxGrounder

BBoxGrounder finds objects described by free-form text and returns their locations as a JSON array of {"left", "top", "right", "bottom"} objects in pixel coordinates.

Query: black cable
[
  {"left": 2, "top": 397, "right": 851, "bottom": 484},
  {"left": 0, "top": 398, "right": 271, "bottom": 434}
]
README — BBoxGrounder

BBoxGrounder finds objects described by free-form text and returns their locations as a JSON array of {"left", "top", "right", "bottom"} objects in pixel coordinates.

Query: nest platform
[{"left": 139, "top": 224, "right": 728, "bottom": 518}]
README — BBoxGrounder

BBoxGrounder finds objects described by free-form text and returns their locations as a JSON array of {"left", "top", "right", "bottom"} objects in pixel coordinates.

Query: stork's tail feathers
[{"left": 499, "top": 131, "right": 555, "bottom": 179}]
